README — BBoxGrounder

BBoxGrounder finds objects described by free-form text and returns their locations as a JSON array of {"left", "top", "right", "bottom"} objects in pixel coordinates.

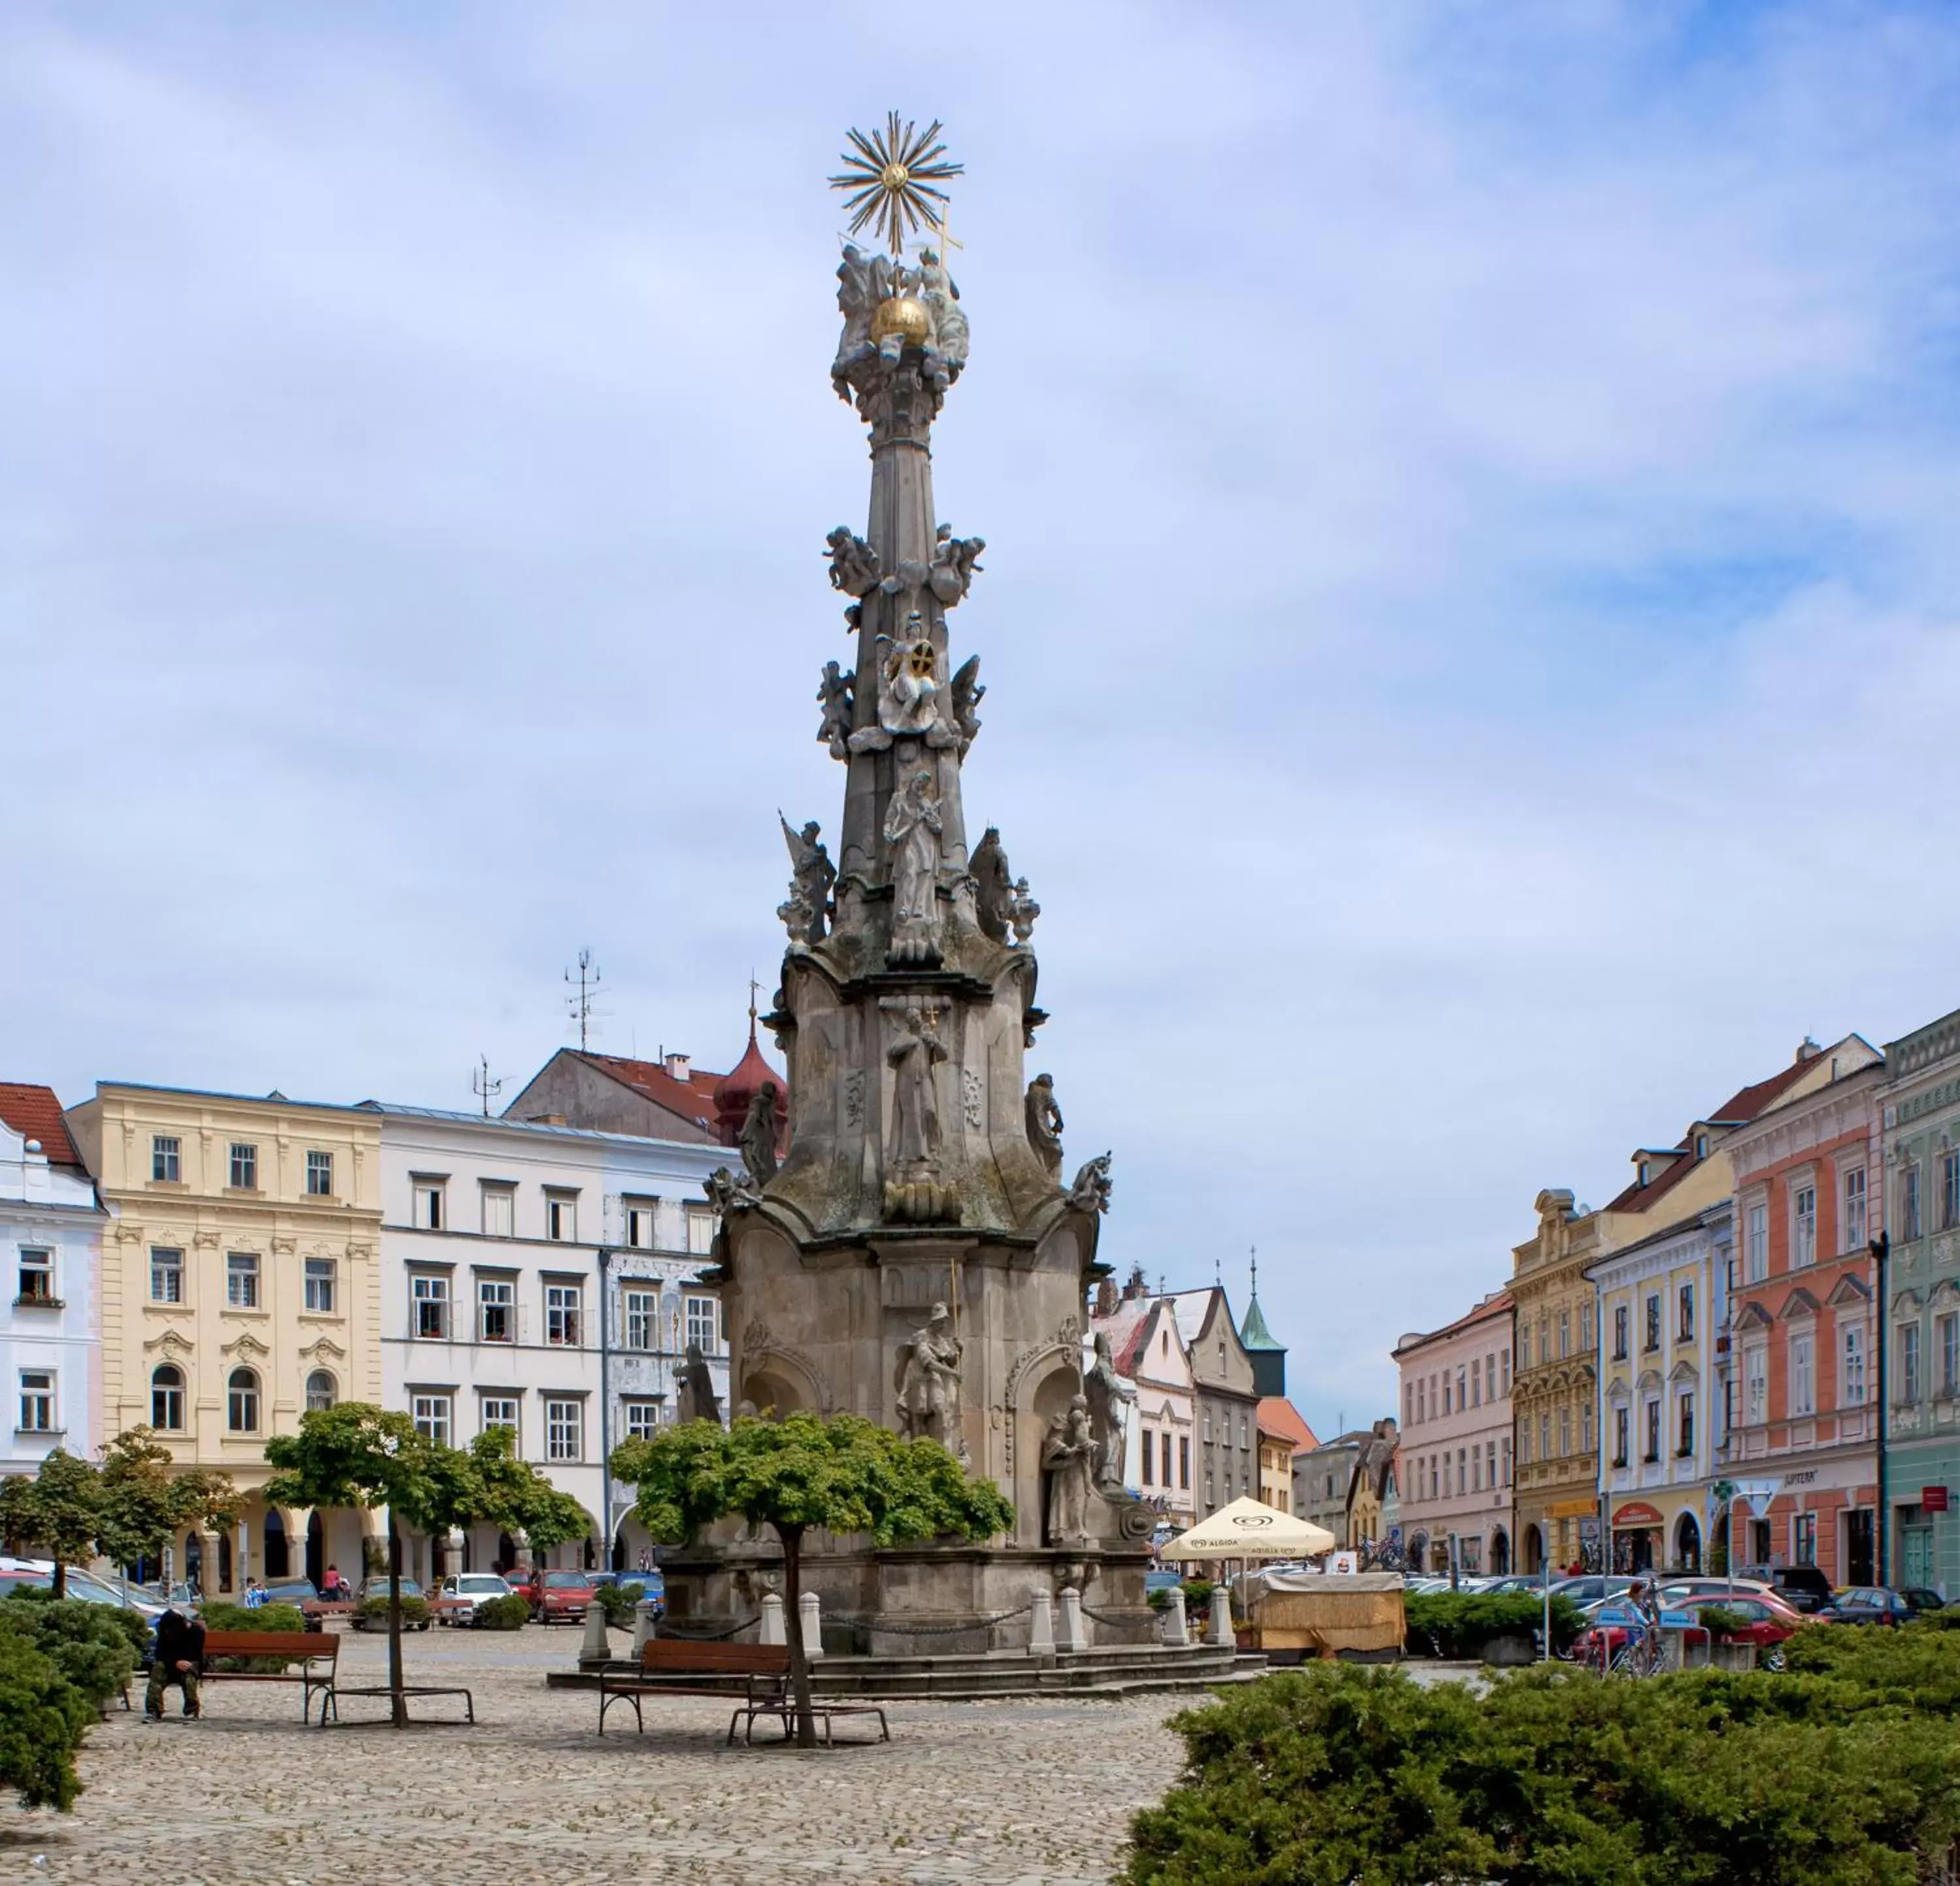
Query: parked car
[
  {"left": 1676, "top": 1592, "right": 1807, "bottom": 1668},
  {"left": 1657, "top": 1577, "right": 1775, "bottom": 1605},
  {"left": 587, "top": 1568, "right": 666, "bottom": 1617},
  {"left": 350, "top": 1574, "right": 432, "bottom": 1630},
  {"left": 1549, "top": 1574, "right": 1639, "bottom": 1609},
  {"left": 1899, "top": 1586, "right": 1947, "bottom": 1613},
  {"left": 436, "top": 1572, "right": 516, "bottom": 1625},
  {"left": 516, "top": 1567, "right": 596, "bottom": 1624},
  {"left": 1816, "top": 1587, "right": 1918, "bottom": 1627},
  {"left": 1733, "top": 1564, "right": 1834, "bottom": 1614},
  {"left": 253, "top": 1577, "right": 319, "bottom": 1612}
]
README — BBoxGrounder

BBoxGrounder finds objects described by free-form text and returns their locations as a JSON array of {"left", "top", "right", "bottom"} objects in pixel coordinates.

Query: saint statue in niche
[
  {"left": 895, "top": 1301, "right": 966, "bottom": 1461},
  {"left": 886, "top": 1005, "right": 947, "bottom": 1166},
  {"left": 883, "top": 767, "right": 943, "bottom": 964},
  {"left": 1042, "top": 1394, "right": 1096, "bottom": 1546}
]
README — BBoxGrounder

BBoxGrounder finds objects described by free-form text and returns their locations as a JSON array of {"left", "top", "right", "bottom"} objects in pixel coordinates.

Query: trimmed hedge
[
  {"left": 200, "top": 1600, "right": 312, "bottom": 1671},
  {"left": 593, "top": 1580, "right": 645, "bottom": 1628},
  {"left": 1403, "top": 1590, "right": 1586, "bottom": 1658},
  {"left": 356, "top": 1593, "right": 429, "bottom": 1629},
  {"left": 474, "top": 1594, "right": 530, "bottom": 1631},
  {"left": 1122, "top": 1629, "right": 1960, "bottom": 1884}
]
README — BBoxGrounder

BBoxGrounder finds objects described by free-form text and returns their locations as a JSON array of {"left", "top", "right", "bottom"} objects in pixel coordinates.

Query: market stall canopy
[{"left": 1162, "top": 1497, "right": 1338, "bottom": 1560}]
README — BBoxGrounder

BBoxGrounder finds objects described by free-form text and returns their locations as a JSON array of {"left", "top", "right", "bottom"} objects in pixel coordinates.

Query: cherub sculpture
[
  {"left": 1066, "top": 1153, "right": 1113, "bottom": 1216},
  {"left": 816, "top": 660, "right": 855, "bottom": 760},
  {"left": 928, "top": 525, "right": 985, "bottom": 606},
  {"left": 824, "top": 525, "right": 882, "bottom": 598}
]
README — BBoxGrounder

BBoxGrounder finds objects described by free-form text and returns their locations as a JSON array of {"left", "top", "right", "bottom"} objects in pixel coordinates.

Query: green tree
[
  {"left": 460, "top": 1426, "right": 590, "bottom": 1559},
  {"left": 612, "top": 1410, "right": 1015, "bottom": 1747},
  {"left": 0, "top": 1450, "right": 102, "bottom": 1597},
  {"left": 95, "top": 1427, "right": 239, "bottom": 1581},
  {"left": 0, "top": 1632, "right": 87, "bottom": 1812}
]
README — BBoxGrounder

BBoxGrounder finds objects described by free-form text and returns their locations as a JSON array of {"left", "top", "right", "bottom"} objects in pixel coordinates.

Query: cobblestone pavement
[{"left": 3, "top": 1625, "right": 1198, "bottom": 1886}]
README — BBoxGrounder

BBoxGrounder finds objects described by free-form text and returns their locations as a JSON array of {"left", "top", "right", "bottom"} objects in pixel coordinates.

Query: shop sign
[
  {"left": 1612, "top": 1500, "right": 1665, "bottom": 1528},
  {"left": 1925, "top": 1487, "right": 1951, "bottom": 1514}
]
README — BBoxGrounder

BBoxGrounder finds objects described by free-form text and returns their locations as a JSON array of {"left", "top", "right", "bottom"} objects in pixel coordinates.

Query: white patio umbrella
[{"left": 1161, "top": 1496, "right": 1338, "bottom": 1561}]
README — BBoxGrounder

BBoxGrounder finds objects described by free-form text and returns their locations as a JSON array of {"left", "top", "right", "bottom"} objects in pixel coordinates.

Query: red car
[
  {"left": 1573, "top": 1591, "right": 1806, "bottom": 1672},
  {"left": 516, "top": 1567, "right": 595, "bottom": 1624}
]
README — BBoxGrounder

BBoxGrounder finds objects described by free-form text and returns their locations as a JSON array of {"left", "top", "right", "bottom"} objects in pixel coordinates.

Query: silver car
[{"left": 438, "top": 1572, "right": 516, "bottom": 1626}]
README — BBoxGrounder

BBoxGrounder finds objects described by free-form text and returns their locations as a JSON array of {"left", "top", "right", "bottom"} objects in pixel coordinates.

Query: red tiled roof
[
  {"left": 0, "top": 1084, "right": 82, "bottom": 1168},
  {"left": 1603, "top": 1054, "right": 1821, "bottom": 1214},
  {"left": 1394, "top": 1289, "right": 1513, "bottom": 1357},
  {"left": 579, "top": 1052, "right": 730, "bottom": 1135},
  {"left": 1256, "top": 1397, "right": 1319, "bottom": 1453},
  {"left": 1093, "top": 1300, "right": 1156, "bottom": 1378}
]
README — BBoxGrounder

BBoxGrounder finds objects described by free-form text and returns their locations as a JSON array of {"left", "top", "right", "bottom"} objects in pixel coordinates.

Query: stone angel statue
[
  {"left": 950, "top": 653, "right": 984, "bottom": 758},
  {"left": 816, "top": 660, "right": 855, "bottom": 760},
  {"left": 776, "top": 814, "right": 836, "bottom": 944},
  {"left": 970, "top": 826, "right": 1013, "bottom": 943},
  {"left": 1066, "top": 1153, "right": 1113, "bottom": 1216}
]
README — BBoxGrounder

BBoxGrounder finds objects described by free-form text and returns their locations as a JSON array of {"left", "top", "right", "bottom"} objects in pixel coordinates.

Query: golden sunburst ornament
[{"left": 830, "top": 113, "right": 963, "bottom": 258}]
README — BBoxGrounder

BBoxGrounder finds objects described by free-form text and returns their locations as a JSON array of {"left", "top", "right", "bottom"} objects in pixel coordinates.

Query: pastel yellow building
[{"left": 67, "top": 1084, "right": 382, "bottom": 1593}]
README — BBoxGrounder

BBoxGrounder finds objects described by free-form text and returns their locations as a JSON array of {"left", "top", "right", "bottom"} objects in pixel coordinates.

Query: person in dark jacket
[{"left": 146, "top": 1606, "right": 205, "bottom": 1719}]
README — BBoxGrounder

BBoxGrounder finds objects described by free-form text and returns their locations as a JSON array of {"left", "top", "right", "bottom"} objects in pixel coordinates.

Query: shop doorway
[
  {"left": 1490, "top": 1528, "right": 1510, "bottom": 1575},
  {"left": 1845, "top": 1507, "right": 1875, "bottom": 1586},
  {"left": 1674, "top": 1513, "right": 1701, "bottom": 1574},
  {"left": 1522, "top": 1525, "right": 1543, "bottom": 1574}
]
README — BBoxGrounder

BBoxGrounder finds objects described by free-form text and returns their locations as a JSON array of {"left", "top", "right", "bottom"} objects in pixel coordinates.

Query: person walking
[{"left": 145, "top": 1606, "right": 206, "bottom": 1720}]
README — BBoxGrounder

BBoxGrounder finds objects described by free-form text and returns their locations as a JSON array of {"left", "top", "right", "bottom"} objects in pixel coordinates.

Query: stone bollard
[
  {"left": 1058, "top": 1585, "right": 1087, "bottom": 1653},
  {"left": 1162, "top": 1588, "right": 1188, "bottom": 1647},
  {"left": 580, "top": 1600, "right": 612, "bottom": 1665},
  {"left": 1028, "top": 1584, "right": 1056, "bottom": 1657},
  {"left": 759, "top": 1593, "right": 787, "bottom": 1646},
  {"left": 799, "top": 1589, "right": 824, "bottom": 1662},
  {"left": 630, "top": 1598, "right": 660, "bottom": 1658},
  {"left": 1207, "top": 1585, "right": 1235, "bottom": 1650}
]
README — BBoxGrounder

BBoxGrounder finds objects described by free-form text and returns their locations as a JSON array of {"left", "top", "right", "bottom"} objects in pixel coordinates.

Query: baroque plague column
[{"left": 684, "top": 120, "right": 1142, "bottom": 1637}]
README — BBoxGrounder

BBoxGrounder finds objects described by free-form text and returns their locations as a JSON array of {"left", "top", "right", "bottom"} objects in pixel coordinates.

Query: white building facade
[
  {"left": 0, "top": 1091, "right": 104, "bottom": 1478},
  {"left": 375, "top": 1106, "right": 732, "bottom": 1579}
]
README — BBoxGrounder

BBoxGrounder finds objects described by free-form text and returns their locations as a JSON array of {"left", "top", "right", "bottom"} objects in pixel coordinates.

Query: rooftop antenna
[
  {"left": 565, "top": 948, "right": 605, "bottom": 1050},
  {"left": 471, "top": 1054, "right": 503, "bottom": 1119},
  {"left": 1249, "top": 1245, "right": 1258, "bottom": 1298},
  {"left": 748, "top": 970, "right": 761, "bottom": 1042}
]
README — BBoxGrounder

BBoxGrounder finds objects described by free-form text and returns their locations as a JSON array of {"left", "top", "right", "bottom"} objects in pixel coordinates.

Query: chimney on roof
[
  {"left": 1094, "top": 1276, "right": 1117, "bottom": 1318},
  {"left": 1796, "top": 1036, "right": 1821, "bottom": 1063},
  {"left": 665, "top": 1053, "right": 692, "bottom": 1082},
  {"left": 1121, "top": 1262, "right": 1148, "bottom": 1303},
  {"left": 526, "top": 1113, "right": 568, "bottom": 1127}
]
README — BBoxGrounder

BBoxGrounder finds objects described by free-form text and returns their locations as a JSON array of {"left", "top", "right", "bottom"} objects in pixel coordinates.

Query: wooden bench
[
  {"left": 198, "top": 1630, "right": 339, "bottom": 1724},
  {"left": 598, "top": 1640, "right": 889, "bottom": 1746}
]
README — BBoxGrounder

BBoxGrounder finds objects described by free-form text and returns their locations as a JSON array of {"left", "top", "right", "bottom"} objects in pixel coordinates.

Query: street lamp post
[{"left": 1872, "top": 1231, "right": 1890, "bottom": 1590}]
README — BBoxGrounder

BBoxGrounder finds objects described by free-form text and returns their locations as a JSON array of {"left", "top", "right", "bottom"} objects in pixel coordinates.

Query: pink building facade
[{"left": 1393, "top": 1290, "right": 1515, "bottom": 1575}]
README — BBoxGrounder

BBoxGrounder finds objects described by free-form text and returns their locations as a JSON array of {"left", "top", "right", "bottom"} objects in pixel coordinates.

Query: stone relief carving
[
  {"left": 816, "top": 660, "right": 855, "bottom": 760},
  {"left": 1041, "top": 1395, "right": 1096, "bottom": 1547},
  {"left": 851, "top": 619, "right": 955, "bottom": 753},
  {"left": 1066, "top": 1152, "right": 1113, "bottom": 1216},
  {"left": 879, "top": 557, "right": 932, "bottom": 601},
  {"left": 949, "top": 653, "right": 984, "bottom": 757},
  {"left": 738, "top": 1081, "right": 781, "bottom": 1186},
  {"left": 970, "top": 827, "right": 1013, "bottom": 943},
  {"left": 705, "top": 1166, "right": 763, "bottom": 1215},
  {"left": 885, "top": 1002, "right": 948, "bottom": 1165},
  {"left": 883, "top": 769, "right": 944, "bottom": 965},
  {"left": 929, "top": 527, "right": 985, "bottom": 606},
  {"left": 676, "top": 1341, "right": 724, "bottom": 1426},
  {"left": 960, "top": 1067, "right": 984, "bottom": 1131},
  {"left": 824, "top": 525, "right": 882, "bottom": 597},
  {"left": 917, "top": 247, "right": 970, "bottom": 371},
  {"left": 1084, "top": 1331, "right": 1136, "bottom": 1490},
  {"left": 777, "top": 815, "right": 836, "bottom": 944},
  {"left": 895, "top": 1300, "right": 968, "bottom": 1464},
  {"left": 1024, "top": 1073, "right": 1064, "bottom": 1180},
  {"left": 830, "top": 244, "right": 893, "bottom": 390},
  {"left": 842, "top": 1068, "right": 867, "bottom": 1132}
]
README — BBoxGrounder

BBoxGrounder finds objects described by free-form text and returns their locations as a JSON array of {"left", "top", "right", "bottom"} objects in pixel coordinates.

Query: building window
[
  {"left": 1582, "top": 1403, "right": 1595, "bottom": 1452},
  {"left": 225, "top": 1251, "right": 259, "bottom": 1310},
  {"left": 1538, "top": 1316, "right": 1549, "bottom": 1366},
  {"left": 1844, "top": 1323, "right": 1867, "bottom": 1404},
  {"left": 1643, "top": 1295, "right": 1660, "bottom": 1353},
  {"left": 1404, "top": 1383, "right": 1414, "bottom": 1425},
  {"left": 1942, "top": 1314, "right": 1960, "bottom": 1400},
  {"left": 1470, "top": 1364, "right": 1481, "bottom": 1409},
  {"left": 1944, "top": 1151, "right": 1960, "bottom": 1232},
  {"left": 412, "top": 1274, "right": 451, "bottom": 1340},
  {"left": 412, "top": 1394, "right": 452, "bottom": 1446},
  {"left": 1904, "top": 1164, "right": 1923, "bottom": 1242},
  {"left": 1500, "top": 1348, "right": 1511, "bottom": 1394},
  {"left": 546, "top": 1398, "right": 581, "bottom": 1461},
  {"left": 623, "top": 1289, "right": 656, "bottom": 1352},
  {"left": 1162, "top": 1431, "right": 1173, "bottom": 1486},
  {"left": 1642, "top": 1399, "right": 1659, "bottom": 1462},
  {"left": 304, "top": 1257, "right": 336, "bottom": 1314},
  {"left": 414, "top": 1182, "right": 445, "bottom": 1231},
  {"left": 1501, "top": 1436, "right": 1511, "bottom": 1485},
  {"left": 1442, "top": 1376, "right": 1452, "bottom": 1416},
  {"left": 1180, "top": 1434, "right": 1190, "bottom": 1489},
  {"left": 1746, "top": 1346, "right": 1767, "bottom": 1424},
  {"left": 1677, "top": 1393, "right": 1694, "bottom": 1456},
  {"left": 1141, "top": 1430, "right": 1154, "bottom": 1486},
  {"left": 1539, "top": 1413, "right": 1551, "bottom": 1461},
  {"left": 546, "top": 1193, "right": 578, "bottom": 1242},
  {"left": 686, "top": 1208, "right": 715, "bottom": 1255},
  {"left": 1612, "top": 1306, "right": 1629, "bottom": 1360},
  {"left": 17, "top": 1248, "right": 54, "bottom": 1304},
  {"left": 624, "top": 1202, "right": 657, "bottom": 1249},
  {"left": 152, "top": 1135, "right": 180, "bottom": 1182},
  {"left": 151, "top": 1365, "right": 184, "bottom": 1430},
  {"left": 1457, "top": 1364, "right": 1468, "bottom": 1410},
  {"left": 478, "top": 1277, "right": 514, "bottom": 1343},
  {"left": 1793, "top": 1512, "right": 1817, "bottom": 1566},
  {"left": 1842, "top": 1167, "right": 1867, "bottom": 1252},
  {"left": 18, "top": 1371, "right": 54, "bottom": 1433},
  {"left": 1901, "top": 1321, "right": 1923, "bottom": 1404},
  {"left": 1695, "top": 1132, "right": 1709, "bottom": 1159},
  {"left": 482, "top": 1185, "right": 515, "bottom": 1237},
  {"left": 227, "top": 1142, "right": 257, "bottom": 1190},
  {"left": 306, "top": 1151, "right": 334, "bottom": 1197},
  {"left": 1746, "top": 1202, "right": 1768, "bottom": 1283},
  {"left": 480, "top": 1396, "right": 519, "bottom": 1441},
  {"left": 624, "top": 1398, "right": 662, "bottom": 1440},
  {"left": 685, "top": 1296, "right": 717, "bottom": 1353},
  {"left": 1793, "top": 1185, "right": 1816, "bottom": 1267},
  {"left": 1558, "top": 1311, "right": 1570, "bottom": 1360},
  {"left": 305, "top": 1369, "right": 336, "bottom": 1412},
  {"left": 546, "top": 1283, "right": 582, "bottom": 1348},
  {"left": 1520, "top": 1425, "right": 1532, "bottom": 1466},
  {"left": 1677, "top": 1283, "right": 1694, "bottom": 1342},
  {"left": 1791, "top": 1332, "right": 1815, "bottom": 1416},
  {"left": 227, "top": 1368, "right": 260, "bottom": 1432},
  {"left": 150, "top": 1247, "right": 184, "bottom": 1304}
]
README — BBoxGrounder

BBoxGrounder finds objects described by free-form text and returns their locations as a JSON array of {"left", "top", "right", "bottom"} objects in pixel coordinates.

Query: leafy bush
[
  {"left": 1121, "top": 1649, "right": 1960, "bottom": 1885},
  {"left": 1146, "top": 1587, "right": 1173, "bottom": 1612},
  {"left": 357, "top": 1593, "right": 429, "bottom": 1629},
  {"left": 0, "top": 1632, "right": 88, "bottom": 1812},
  {"left": 0, "top": 1591, "right": 141, "bottom": 1711},
  {"left": 1404, "top": 1590, "right": 1585, "bottom": 1658},
  {"left": 1695, "top": 1605, "right": 1750, "bottom": 1640},
  {"left": 594, "top": 1580, "right": 644, "bottom": 1627},
  {"left": 1180, "top": 1580, "right": 1215, "bottom": 1612},
  {"left": 200, "top": 1600, "right": 312, "bottom": 1672},
  {"left": 474, "top": 1594, "right": 529, "bottom": 1631}
]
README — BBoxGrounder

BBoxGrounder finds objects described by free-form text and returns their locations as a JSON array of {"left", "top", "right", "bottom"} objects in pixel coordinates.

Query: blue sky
[{"left": 5, "top": 1, "right": 1960, "bottom": 1439}]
